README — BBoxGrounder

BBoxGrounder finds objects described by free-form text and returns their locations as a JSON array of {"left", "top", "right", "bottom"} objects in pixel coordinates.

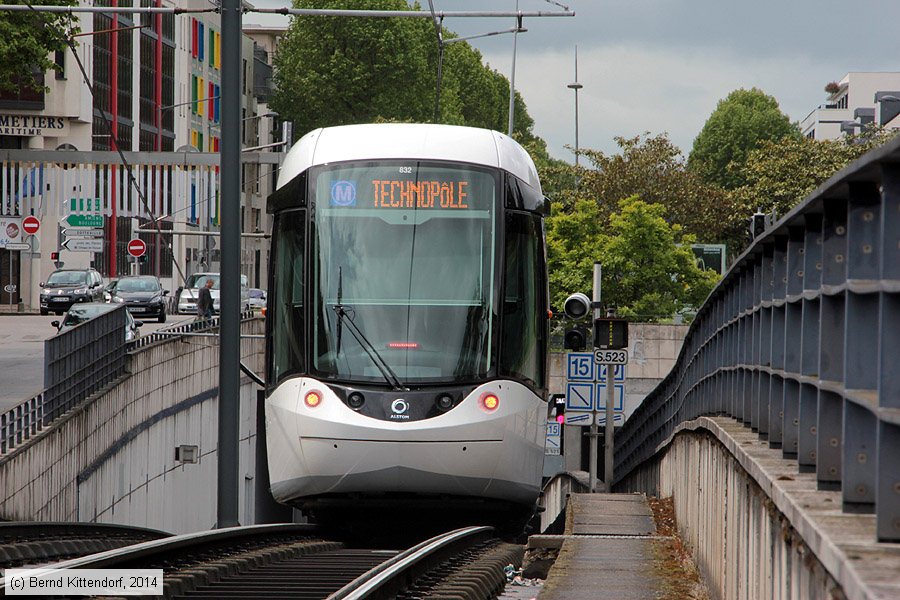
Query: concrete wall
[
  {"left": 0, "top": 319, "right": 265, "bottom": 534},
  {"left": 618, "top": 417, "right": 900, "bottom": 600}
]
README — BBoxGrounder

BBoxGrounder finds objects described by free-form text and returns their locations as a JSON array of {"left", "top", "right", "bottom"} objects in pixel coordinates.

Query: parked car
[
  {"left": 40, "top": 268, "right": 105, "bottom": 315},
  {"left": 248, "top": 288, "right": 266, "bottom": 311},
  {"left": 50, "top": 302, "right": 142, "bottom": 342},
  {"left": 177, "top": 272, "right": 250, "bottom": 315},
  {"left": 108, "top": 275, "right": 169, "bottom": 323}
]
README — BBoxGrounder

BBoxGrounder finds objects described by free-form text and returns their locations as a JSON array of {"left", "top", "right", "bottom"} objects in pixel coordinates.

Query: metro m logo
[{"left": 330, "top": 180, "right": 356, "bottom": 206}]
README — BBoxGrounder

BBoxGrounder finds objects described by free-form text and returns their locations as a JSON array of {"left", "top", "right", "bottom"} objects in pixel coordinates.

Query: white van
[{"left": 177, "top": 272, "right": 250, "bottom": 314}]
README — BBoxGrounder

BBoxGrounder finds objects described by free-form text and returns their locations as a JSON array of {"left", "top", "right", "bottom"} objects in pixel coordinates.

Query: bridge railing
[{"left": 615, "top": 135, "right": 900, "bottom": 543}]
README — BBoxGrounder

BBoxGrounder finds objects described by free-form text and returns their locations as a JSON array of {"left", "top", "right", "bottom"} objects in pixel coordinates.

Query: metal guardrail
[
  {"left": 0, "top": 309, "right": 259, "bottom": 455},
  {"left": 43, "top": 305, "right": 127, "bottom": 423},
  {"left": 1, "top": 307, "right": 128, "bottom": 454},
  {"left": 126, "top": 309, "right": 256, "bottom": 351},
  {"left": 615, "top": 135, "right": 900, "bottom": 543}
]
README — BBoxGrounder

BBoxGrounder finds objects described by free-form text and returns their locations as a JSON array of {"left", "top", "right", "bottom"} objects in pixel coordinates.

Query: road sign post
[{"left": 589, "top": 262, "right": 601, "bottom": 492}]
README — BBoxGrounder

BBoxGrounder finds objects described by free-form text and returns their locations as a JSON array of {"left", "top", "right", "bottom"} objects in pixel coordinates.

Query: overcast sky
[{"left": 245, "top": 0, "right": 900, "bottom": 162}]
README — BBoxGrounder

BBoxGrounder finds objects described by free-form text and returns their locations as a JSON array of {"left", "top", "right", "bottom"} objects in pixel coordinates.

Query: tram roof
[{"left": 276, "top": 123, "right": 542, "bottom": 193}]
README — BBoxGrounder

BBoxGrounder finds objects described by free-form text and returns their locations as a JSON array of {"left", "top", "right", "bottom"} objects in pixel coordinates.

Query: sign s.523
[{"left": 594, "top": 349, "right": 628, "bottom": 365}]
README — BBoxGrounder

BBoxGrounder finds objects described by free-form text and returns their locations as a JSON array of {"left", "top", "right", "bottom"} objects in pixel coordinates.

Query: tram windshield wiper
[{"left": 332, "top": 269, "right": 407, "bottom": 391}]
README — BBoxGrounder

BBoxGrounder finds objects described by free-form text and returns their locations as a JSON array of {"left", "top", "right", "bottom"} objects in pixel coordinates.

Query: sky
[{"left": 243, "top": 0, "right": 900, "bottom": 162}]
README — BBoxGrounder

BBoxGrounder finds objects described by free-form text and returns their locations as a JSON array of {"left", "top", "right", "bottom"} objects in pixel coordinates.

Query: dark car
[
  {"left": 51, "top": 302, "right": 142, "bottom": 342},
  {"left": 109, "top": 275, "right": 169, "bottom": 323},
  {"left": 39, "top": 268, "right": 105, "bottom": 315}
]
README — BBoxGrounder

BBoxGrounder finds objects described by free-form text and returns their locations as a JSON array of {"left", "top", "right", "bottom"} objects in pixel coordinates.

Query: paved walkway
[{"left": 537, "top": 493, "right": 669, "bottom": 600}]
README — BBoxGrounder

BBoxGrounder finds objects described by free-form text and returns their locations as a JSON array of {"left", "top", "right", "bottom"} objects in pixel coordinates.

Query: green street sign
[{"left": 62, "top": 214, "right": 105, "bottom": 228}]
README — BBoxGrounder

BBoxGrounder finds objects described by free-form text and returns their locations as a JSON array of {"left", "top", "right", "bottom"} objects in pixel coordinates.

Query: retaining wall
[
  {"left": 618, "top": 416, "right": 900, "bottom": 600},
  {"left": 0, "top": 320, "right": 265, "bottom": 534}
]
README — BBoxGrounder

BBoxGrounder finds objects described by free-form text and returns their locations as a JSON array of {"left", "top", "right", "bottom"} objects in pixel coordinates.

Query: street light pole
[
  {"left": 507, "top": 0, "right": 519, "bottom": 137},
  {"left": 567, "top": 46, "right": 583, "bottom": 167}
]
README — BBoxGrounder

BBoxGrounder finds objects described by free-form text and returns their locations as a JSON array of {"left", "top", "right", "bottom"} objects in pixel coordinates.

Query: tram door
[{"left": 0, "top": 248, "right": 21, "bottom": 305}]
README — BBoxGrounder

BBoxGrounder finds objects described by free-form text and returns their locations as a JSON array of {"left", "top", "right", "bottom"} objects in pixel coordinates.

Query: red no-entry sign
[
  {"left": 22, "top": 216, "right": 40, "bottom": 235},
  {"left": 127, "top": 238, "right": 147, "bottom": 258}
]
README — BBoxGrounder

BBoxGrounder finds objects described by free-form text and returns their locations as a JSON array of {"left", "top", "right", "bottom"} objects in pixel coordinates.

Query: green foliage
[
  {"left": 0, "top": 0, "right": 78, "bottom": 94},
  {"left": 272, "top": 0, "right": 538, "bottom": 139},
  {"left": 689, "top": 88, "right": 800, "bottom": 190},
  {"left": 728, "top": 126, "right": 899, "bottom": 252},
  {"left": 567, "top": 133, "right": 737, "bottom": 243},
  {"left": 547, "top": 196, "right": 719, "bottom": 321}
]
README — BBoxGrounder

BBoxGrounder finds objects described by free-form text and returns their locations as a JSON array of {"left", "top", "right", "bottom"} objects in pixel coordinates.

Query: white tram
[{"left": 264, "top": 123, "right": 550, "bottom": 527}]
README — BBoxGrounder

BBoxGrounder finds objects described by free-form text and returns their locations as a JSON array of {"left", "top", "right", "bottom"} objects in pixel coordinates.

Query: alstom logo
[{"left": 330, "top": 180, "right": 356, "bottom": 206}]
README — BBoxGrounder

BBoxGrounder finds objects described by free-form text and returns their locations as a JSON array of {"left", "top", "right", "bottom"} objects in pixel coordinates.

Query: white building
[
  {"left": 800, "top": 72, "right": 900, "bottom": 140},
  {"left": 0, "top": 0, "right": 281, "bottom": 309}
]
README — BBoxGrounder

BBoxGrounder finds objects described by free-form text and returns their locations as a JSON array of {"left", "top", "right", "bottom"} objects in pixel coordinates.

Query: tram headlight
[
  {"left": 479, "top": 393, "right": 500, "bottom": 413},
  {"left": 435, "top": 394, "right": 454, "bottom": 411},
  {"left": 304, "top": 390, "right": 322, "bottom": 408},
  {"left": 347, "top": 392, "right": 365, "bottom": 409}
]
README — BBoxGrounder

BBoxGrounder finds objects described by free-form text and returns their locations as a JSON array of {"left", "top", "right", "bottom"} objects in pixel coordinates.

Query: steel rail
[{"left": 330, "top": 526, "right": 494, "bottom": 600}]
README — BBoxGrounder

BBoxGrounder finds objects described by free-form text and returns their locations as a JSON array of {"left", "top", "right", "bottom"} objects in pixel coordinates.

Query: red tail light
[
  {"left": 304, "top": 390, "right": 322, "bottom": 408},
  {"left": 387, "top": 342, "right": 419, "bottom": 349},
  {"left": 479, "top": 393, "right": 500, "bottom": 413}
]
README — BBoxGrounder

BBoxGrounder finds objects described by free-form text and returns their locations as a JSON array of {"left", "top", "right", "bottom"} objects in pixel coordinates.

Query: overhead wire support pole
[{"left": 218, "top": 0, "right": 241, "bottom": 529}]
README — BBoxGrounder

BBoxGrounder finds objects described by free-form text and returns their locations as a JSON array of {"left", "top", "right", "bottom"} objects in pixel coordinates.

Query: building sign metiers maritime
[{"left": 0, "top": 115, "right": 70, "bottom": 137}]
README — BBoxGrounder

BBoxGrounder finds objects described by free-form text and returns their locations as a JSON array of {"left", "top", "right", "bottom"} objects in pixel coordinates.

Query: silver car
[{"left": 177, "top": 273, "right": 251, "bottom": 315}]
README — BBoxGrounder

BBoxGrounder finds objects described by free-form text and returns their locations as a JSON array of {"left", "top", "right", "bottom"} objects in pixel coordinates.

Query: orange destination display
[
  {"left": 371, "top": 180, "right": 469, "bottom": 209},
  {"left": 321, "top": 164, "right": 494, "bottom": 212}
]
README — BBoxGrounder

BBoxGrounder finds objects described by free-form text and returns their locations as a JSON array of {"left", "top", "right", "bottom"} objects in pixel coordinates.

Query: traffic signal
[
  {"left": 750, "top": 211, "right": 766, "bottom": 239},
  {"left": 50, "top": 252, "right": 59, "bottom": 261},
  {"left": 552, "top": 394, "right": 566, "bottom": 424},
  {"left": 563, "top": 292, "right": 592, "bottom": 351},
  {"left": 564, "top": 326, "right": 588, "bottom": 351},
  {"left": 594, "top": 317, "right": 629, "bottom": 350}
]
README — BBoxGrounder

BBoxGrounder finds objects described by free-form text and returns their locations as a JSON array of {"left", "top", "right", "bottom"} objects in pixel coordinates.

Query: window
[
  {"left": 500, "top": 212, "right": 546, "bottom": 391},
  {"left": 269, "top": 210, "right": 306, "bottom": 384}
]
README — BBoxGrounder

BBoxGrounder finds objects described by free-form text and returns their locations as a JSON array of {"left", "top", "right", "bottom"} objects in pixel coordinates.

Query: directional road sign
[
  {"left": 4, "top": 242, "right": 30, "bottom": 250},
  {"left": 61, "top": 214, "right": 105, "bottom": 228},
  {"left": 62, "top": 238, "right": 103, "bottom": 252},
  {"left": 62, "top": 227, "right": 104, "bottom": 239},
  {"left": 566, "top": 352, "right": 595, "bottom": 381}
]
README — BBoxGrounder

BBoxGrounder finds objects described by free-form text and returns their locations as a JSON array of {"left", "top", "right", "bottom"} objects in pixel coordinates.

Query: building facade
[
  {"left": 800, "top": 72, "right": 900, "bottom": 140},
  {"left": 0, "top": 0, "right": 280, "bottom": 310}
]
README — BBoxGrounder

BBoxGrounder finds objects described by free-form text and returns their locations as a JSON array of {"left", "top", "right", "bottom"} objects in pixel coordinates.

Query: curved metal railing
[{"left": 615, "top": 135, "right": 900, "bottom": 543}]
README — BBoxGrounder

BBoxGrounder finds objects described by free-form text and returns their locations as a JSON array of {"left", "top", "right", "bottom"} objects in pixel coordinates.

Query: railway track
[
  {"left": 0, "top": 521, "right": 169, "bottom": 569},
  {"left": 2, "top": 523, "right": 523, "bottom": 599}
]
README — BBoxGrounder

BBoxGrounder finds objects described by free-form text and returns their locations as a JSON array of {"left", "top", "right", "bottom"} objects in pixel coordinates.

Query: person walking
[{"left": 196, "top": 278, "right": 214, "bottom": 320}]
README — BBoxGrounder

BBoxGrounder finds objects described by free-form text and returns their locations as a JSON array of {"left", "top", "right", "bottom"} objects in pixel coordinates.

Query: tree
[
  {"left": 272, "top": 0, "right": 435, "bottom": 135},
  {"left": 0, "top": 0, "right": 78, "bottom": 94},
  {"left": 689, "top": 88, "right": 800, "bottom": 190},
  {"left": 272, "top": 0, "right": 540, "bottom": 140},
  {"left": 549, "top": 133, "right": 737, "bottom": 243},
  {"left": 730, "top": 126, "right": 899, "bottom": 235},
  {"left": 546, "top": 196, "right": 719, "bottom": 320}
]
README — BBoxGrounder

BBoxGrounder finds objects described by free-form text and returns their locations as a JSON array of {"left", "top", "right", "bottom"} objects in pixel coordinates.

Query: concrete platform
[{"left": 536, "top": 493, "right": 670, "bottom": 600}]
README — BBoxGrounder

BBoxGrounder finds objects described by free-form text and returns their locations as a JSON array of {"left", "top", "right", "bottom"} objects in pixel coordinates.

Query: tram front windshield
[{"left": 312, "top": 162, "right": 498, "bottom": 385}]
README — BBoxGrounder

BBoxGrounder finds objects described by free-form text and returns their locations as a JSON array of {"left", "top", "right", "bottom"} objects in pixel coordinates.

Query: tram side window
[
  {"left": 271, "top": 210, "right": 305, "bottom": 384},
  {"left": 500, "top": 212, "right": 546, "bottom": 391}
]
